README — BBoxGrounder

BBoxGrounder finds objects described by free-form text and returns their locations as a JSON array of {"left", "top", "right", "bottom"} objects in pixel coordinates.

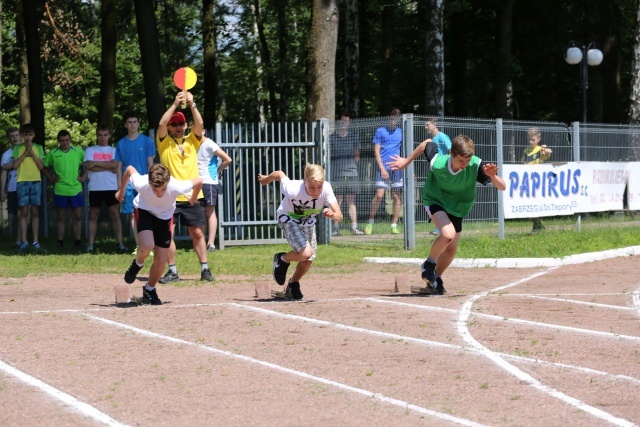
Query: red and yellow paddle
[{"left": 173, "top": 67, "right": 197, "bottom": 108}]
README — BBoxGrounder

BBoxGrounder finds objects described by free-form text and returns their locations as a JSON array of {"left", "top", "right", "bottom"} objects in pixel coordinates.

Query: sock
[
  {"left": 135, "top": 259, "right": 144, "bottom": 268},
  {"left": 144, "top": 283, "right": 155, "bottom": 291},
  {"left": 368, "top": 219, "right": 374, "bottom": 224},
  {"left": 391, "top": 223, "right": 397, "bottom": 227},
  {"left": 351, "top": 223, "right": 358, "bottom": 229},
  {"left": 201, "top": 262, "right": 209, "bottom": 271},
  {"left": 427, "top": 257, "right": 436, "bottom": 264},
  {"left": 280, "top": 253, "right": 289, "bottom": 264},
  {"left": 169, "top": 264, "right": 178, "bottom": 274}
]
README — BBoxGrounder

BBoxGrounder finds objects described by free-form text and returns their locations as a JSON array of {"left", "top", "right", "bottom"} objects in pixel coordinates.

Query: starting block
[
  {"left": 394, "top": 274, "right": 411, "bottom": 294},
  {"left": 254, "top": 282, "right": 271, "bottom": 299},
  {"left": 410, "top": 285, "right": 435, "bottom": 295},
  {"left": 114, "top": 284, "right": 132, "bottom": 304}
]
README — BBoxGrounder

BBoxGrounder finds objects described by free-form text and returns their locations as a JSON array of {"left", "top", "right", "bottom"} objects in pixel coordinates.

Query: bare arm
[
  {"left": 216, "top": 149, "right": 232, "bottom": 174},
  {"left": 187, "top": 93, "right": 204, "bottom": 139},
  {"left": 389, "top": 139, "right": 431, "bottom": 171},
  {"left": 324, "top": 201, "right": 343, "bottom": 223},
  {"left": 0, "top": 170, "right": 6, "bottom": 202},
  {"left": 157, "top": 93, "right": 183, "bottom": 140},
  {"left": 482, "top": 163, "right": 507, "bottom": 191},
  {"left": 115, "top": 165, "right": 138, "bottom": 202},
  {"left": 188, "top": 177, "right": 203, "bottom": 205},
  {"left": 257, "top": 170, "right": 286, "bottom": 185}
]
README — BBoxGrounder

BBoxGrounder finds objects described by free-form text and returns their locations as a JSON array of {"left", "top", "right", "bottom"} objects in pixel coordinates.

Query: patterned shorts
[
  {"left": 16, "top": 181, "right": 42, "bottom": 207},
  {"left": 277, "top": 221, "right": 317, "bottom": 261}
]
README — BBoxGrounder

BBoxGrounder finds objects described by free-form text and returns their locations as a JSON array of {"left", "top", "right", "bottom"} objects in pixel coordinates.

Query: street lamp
[{"left": 565, "top": 42, "right": 603, "bottom": 123}]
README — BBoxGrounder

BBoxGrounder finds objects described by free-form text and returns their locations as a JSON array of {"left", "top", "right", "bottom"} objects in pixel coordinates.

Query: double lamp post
[{"left": 565, "top": 42, "right": 604, "bottom": 123}]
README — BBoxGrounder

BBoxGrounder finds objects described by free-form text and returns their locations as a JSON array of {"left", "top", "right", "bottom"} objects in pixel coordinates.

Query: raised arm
[
  {"left": 157, "top": 93, "right": 183, "bottom": 140},
  {"left": 388, "top": 139, "right": 431, "bottom": 171}
]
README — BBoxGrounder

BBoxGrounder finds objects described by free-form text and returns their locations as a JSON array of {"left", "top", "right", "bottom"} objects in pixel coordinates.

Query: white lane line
[
  {"left": 632, "top": 288, "right": 640, "bottom": 316},
  {"left": 457, "top": 269, "right": 635, "bottom": 427},
  {"left": 499, "top": 295, "right": 636, "bottom": 311},
  {"left": 0, "top": 359, "right": 129, "bottom": 427},
  {"left": 84, "top": 314, "right": 485, "bottom": 427},
  {"left": 230, "top": 303, "right": 640, "bottom": 385},
  {"left": 0, "top": 303, "right": 229, "bottom": 316},
  {"left": 364, "top": 298, "right": 640, "bottom": 342}
]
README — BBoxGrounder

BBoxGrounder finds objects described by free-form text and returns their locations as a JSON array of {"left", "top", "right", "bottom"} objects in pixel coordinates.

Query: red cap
[{"left": 168, "top": 112, "right": 186, "bottom": 125}]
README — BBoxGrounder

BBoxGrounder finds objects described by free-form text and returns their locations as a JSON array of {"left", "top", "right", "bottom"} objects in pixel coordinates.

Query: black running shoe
[
  {"left": 159, "top": 270, "right": 180, "bottom": 284},
  {"left": 141, "top": 286, "right": 162, "bottom": 305},
  {"left": 434, "top": 277, "right": 447, "bottom": 295},
  {"left": 421, "top": 259, "right": 437, "bottom": 284},
  {"left": 286, "top": 280, "right": 303, "bottom": 300},
  {"left": 124, "top": 260, "right": 142, "bottom": 284},
  {"left": 272, "top": 252, "right": 289, "bottom": 286},
  {"left": 200, "top": 268, "right": 214, "bottom": 281}
]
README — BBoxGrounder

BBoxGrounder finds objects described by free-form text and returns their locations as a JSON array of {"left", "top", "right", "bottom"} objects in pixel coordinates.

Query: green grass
[{"left": 0, "top": 223, "right": 637, "bottom": 278}]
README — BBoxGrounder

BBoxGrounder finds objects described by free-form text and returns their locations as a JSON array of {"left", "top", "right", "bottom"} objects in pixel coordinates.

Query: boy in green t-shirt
[
  {"left": 389, "top": 135, "right": 506, "bottom": 295},
  {"left": 12, "top": 124, "right": 48, "bottom": 252},
  {"left": 44, "top": 130, "right": 85, "bottom": 248}
]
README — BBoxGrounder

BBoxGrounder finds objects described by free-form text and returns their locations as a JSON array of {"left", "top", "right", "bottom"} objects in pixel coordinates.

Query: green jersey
[{"left": 44, "top": 146, "right": 85, "bottom": 196}]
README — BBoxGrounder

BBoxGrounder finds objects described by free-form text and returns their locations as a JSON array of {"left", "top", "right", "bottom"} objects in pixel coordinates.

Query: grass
[{"left": 0, "top": 222, "right": 637, "bottom": 278}]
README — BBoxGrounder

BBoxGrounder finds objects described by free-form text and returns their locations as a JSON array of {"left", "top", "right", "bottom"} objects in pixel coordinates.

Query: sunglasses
[{"left": 169, "top": 122, "right": 186, "bottom": 127}]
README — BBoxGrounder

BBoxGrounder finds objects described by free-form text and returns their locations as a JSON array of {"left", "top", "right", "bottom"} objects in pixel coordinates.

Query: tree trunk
[
  {"left": 495, "top": 0, "right": 513, "bottom": 120},
  {"left": 98, "top": 0, "right": 117, "bottom": 129},
  {"left": 424, "top": 0, "right": 445, "bottom": 116},
  {"left": 250, "top": 0, "right": 266, "bottom": 126},
  {"left": 22, "top": 0, "right": 45, "bottom": 144},
  {"left": 0, "top": 0, "right": 3, "bottom": 106},
  {"left": 305, "top": 0, "right": 339, "bottom": 123},
  {"left": 343, "top": 0, "right": 359, "bottom": 117},
  {"left": 629, "top": 3, "right": 640, "bottom": 124},
  {"left": 380, "top": 5, "right": 394, "bottom": 114},
  {"left": 252, "top": 0, "right": 278, "bottom": 121},
  {"left": 16, "top": 0, "right": 29, "bottom": 124},
  {"left": 450, "top": 10, "right": 467, "bottom": 117},
  {"left": 275, "top": 0, "right": 289, "bottom": 121},
  {"left": 203, "top": 0, "right": 223, "bottom": 125},
  {"left": 133, "top": 0, "right": 165, "bottom": 129}
]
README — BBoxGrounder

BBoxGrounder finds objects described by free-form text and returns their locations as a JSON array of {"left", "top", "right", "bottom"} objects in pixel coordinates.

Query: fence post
[
  {"left": 216, "top": 122, "right": 225, "bottom": 250},
  {"left": 572, "top": 121, "right": 580, "bottom": 161},
  {"left": 317, "top": 118, "right": 331, "bottom": 245},
  {"left": 496, "top": 118, "right": 505, "bottom": 240},
  {"left": 402, "top": 114, "right": 415, "bottom": 250}
]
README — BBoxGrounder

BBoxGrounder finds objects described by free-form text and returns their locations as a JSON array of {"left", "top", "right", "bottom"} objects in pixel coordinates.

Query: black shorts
[
  {"left": 89, "top": 190, "right": 119, "bottom": 208},
  {"left": 428, "top": 204, "right": 463, "bottom": 233},
  {"left": 331, "top": 176, "right": 359, "bottom": 197},
  {"left": 135, "top": 208, "right": 173, "bottom": 248},
  {"left": 174, "top": 201, "right": 206, "bottom": 227},
  {"left": 7, "top": 191, "right": 18, "bottom": 215},
  {"left": 201, "top": 183, "right": 219, "bottom": 207}
]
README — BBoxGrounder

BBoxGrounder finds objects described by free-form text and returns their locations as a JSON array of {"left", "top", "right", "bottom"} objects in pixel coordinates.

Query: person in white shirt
[
  {"left": 1, "top": 127, "right": 22, "bottom": 246},
  {"left": 116, "top": 164, "right": 202, "bottom": 305},
  {"left": 258, "top": 164, "right": 343, "bottom": 300},
  {"left": 197, "top": 134, "right": 231, "bottom": 252},
  {"left": 80, "top": 125, "right": 126, "bottom": 253}
]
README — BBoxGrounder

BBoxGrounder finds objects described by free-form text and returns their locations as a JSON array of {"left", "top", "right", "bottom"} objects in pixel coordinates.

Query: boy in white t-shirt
[
  {"left": 116, "top": 164, "right": 202, "bottom": 305},
  {"left": 257, "top": 164, "right": 343, "bottom": 300},
  {"left": 80, "top": 125, "right": 126, "bottom": 253}
]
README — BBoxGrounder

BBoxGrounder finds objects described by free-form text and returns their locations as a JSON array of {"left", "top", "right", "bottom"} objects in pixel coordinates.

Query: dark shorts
[
  {"left": 54, "top": 192, "right": 84, "bottom": 209},
  {"left": 332, "top": 176, "right": 359, "bottom": 197},
  {"left": 7, "top": 191, "right": 18, "bottom": 214},
  {"left": 201, "top": 183, "right": 219, "bottom": 207},
  {"left": 174, "top": 201, "right": 206, "bottom": 227},
  {"left": 135, "top": 208, "right": 173, "bottom": 248},
  {"left": 17, "top": 181, "right": 42, "bottom": 207},
  {"left": 426, "top": 204, "right": 463, "bottom": 233},
  {"left": 89, "top": 190, "right": 119, "bottom": 208}
]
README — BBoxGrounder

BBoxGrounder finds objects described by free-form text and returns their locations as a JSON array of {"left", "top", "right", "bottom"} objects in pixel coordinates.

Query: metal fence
[{"left": 3, "top": 116, "right": 638, "bottom": 249}]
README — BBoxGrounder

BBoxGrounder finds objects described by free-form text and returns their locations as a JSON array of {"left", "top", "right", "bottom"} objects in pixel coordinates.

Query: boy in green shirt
[
  {"left": 44, "top": 130, "right": 85, "bottom": 248},
  {"left": 389, "top": 135, "right": 506, "bottom": 294}
]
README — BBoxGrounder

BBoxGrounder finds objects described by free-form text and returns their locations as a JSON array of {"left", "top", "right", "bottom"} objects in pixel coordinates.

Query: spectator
[
  {"left": 81, "top": 125, "right": 127, "bottom": 253},
  {"left": 44, "top": 130, "right": 85, "bottom": 248},
  {"left": 115, "top": 112, "right": 156, "bottom": 254},
  {"left": 1, "top": 127, "right": 22, "bottom": 246},
  {"left": 521, "top": 127, "right": 552, "bottom": 233},
  {"left": 365, "top": 108, "right": 403, "bottom": 235},
  {"left": 424, "top": 117, "right": 452, "bottom": 235},
  {"left": 330, "top": 112, "right": 364, "bottom": 236},
  {"left": 12, "top": 124, "right": 48, "bottom": 252},
  {"left": 197, "top": 130, "right": 231, "bottom": 252},
  {"left": 156, "top": 91, "right": 214, "bottom": 282}
]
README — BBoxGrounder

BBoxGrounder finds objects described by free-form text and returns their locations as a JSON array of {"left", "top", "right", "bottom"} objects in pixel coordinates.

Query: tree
[
  {"left": 98, "top": 0, "right": 117, "bottom": 128},
  {"left": 424, "top": 0, "right": 445, "bottom": 116},
  {"left": 22, "top": 0, "right": 45, "bottom": 144},
  {"left": 133, "top": 0, "right": 165, "bottom": 129},
  {"left": 342, "top": 0, "right": 359, "bottom": 117},
  {"left": 305, "top": 0, "right": 338, "bottom": 123},
  {"left": 494, "top": 0, "right": 513, "bottom": 120},
  {"left": 203, "top": 0, "right": 226, "bottom": 124},
  {"left": 629, "top": 2, "right": 640, "bottom": 124}
]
